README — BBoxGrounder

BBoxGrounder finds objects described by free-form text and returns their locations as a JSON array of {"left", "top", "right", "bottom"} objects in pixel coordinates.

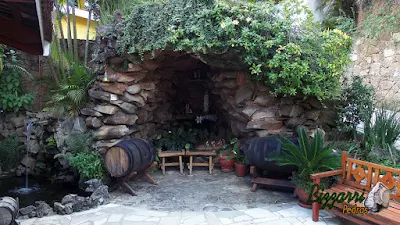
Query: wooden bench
[
  {"left": 158, "top": 151, "right": 185, "bottom": 175},
  {"left": 310, "top": 151, "right": 400, "bottom": 225},
  {"left": 185, "top": 149, "right": 216, "bottom": 175}
]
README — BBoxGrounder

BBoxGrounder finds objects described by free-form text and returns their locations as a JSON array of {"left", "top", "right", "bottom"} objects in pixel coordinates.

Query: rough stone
[
  {"left": 100, "top": 82, "right": 128, "bottom": 95},
  {"left": 72, "top": 117, "right": 86, "bottom": 134},
  {"left": 84, "top": 179, "right": 104, "bottom": 193},
  {"left": 109, "top": 72, "right": 147, "bottom": 83},
  {"left": 126, "top": 84, "right": 142, "bottom": 94},
  {"left": 251, "top": 109, "right": 275, "bottom": 120},
  {"left": 306, "top": 97, "right": 323, "bottom": 109},
  {"left": 235, "top": 86, "right": 253, "bottom": 105},
  {"left": 280, "top": 105, "right": 304, "bottom": 117},
  {"left": 241, "top": 105, "right": 262, "bottom": 118},
  {"left": 305, "top": 110, "right": 320, "bottom": 120},
  {"left": 319, "top": 110, "right": 337, "bottom": 126},
  {"left": 103, "top": 112, "right": 138, "bottom": 125},
  {"left": 253, "top": 95, "right": 275, "bottom": 107},
  {"left": 19, "top": 205, "right": 36, "bottom": 216},
  {"left": 246, "top": 119, "right": 283, "bottom": 130},
  {"left": 27, "top": 139, "right": 40, "bottom": 154},
  {"left": 88, "top": 89, "right": 112, "bottom": 102},
  {"left": 140, "top": 82, "right": 156, "bottom": 91},
  {"left": 81, "top": 108, "right": 103, "bottom": 117},
  {"left": 111, "top": 100, "right": 138, "bottom": 114},
  {"left": 127, "top": 63, "right": 143, "bottom": 72},
  {"left": 61, "top": 194, "right": 89, "bottom": 212},
  {"left": 35, "top": 201, "right": 55, "bottom": 218},
  {"left": 85, "top": 117, "right": 103, "bottom": 128},
  {"left": 89, "top": 185, "right": 111, "bottom": 206},
  {"left": 53, "top": 202, "right": 66, "bottom": 215},
  {"left": 384, "top": 49, "right": 395, "bottom": 58},
  {"left": 285, "top": 117, "right": 305, "bottom": 128},
  {"left": 94, "top": 105, "right": 119, "bottom": 115},
  {"left": 217, "top": 80, "right": 237, "bottom": 89},
  {"left": 121, "top": 93, "right": 146, "bottom": 107},
  {"left": 93, "top": 125, "right": 131, "bottom": 140},
  {"left": 10, "top": 116, "right": 25, "bottom": 128},
  {"left": 21, "top": 155, "right": 36, "bottom": 168},
  {"left": 142, "top": 60, "right": 159, "bottom": 71}
]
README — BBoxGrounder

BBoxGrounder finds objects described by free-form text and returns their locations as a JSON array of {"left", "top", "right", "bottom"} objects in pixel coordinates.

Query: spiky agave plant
[{"left": 267, "top": 126, "right": 340, "bottom": 192}]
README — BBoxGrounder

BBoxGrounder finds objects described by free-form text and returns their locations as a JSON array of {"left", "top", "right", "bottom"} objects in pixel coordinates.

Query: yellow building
[{"left": 58, "top": 0, "right": 98, "bottom": 40}]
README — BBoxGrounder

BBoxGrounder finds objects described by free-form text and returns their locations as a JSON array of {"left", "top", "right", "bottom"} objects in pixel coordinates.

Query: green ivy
[{"left": 113, "top": 0, "right": 352, "bottom": 101}]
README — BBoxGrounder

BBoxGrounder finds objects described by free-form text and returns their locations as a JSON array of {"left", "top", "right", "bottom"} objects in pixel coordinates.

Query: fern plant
[
  {"left": 267, "top": 126, "right": 340, "bottom": 192},
  {"left": 46, "top": 53, "right": 95, "bottom": 117}
]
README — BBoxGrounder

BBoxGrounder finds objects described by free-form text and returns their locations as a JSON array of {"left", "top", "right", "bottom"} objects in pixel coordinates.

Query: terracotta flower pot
[
  {"left": 235, "top": 163, "right": 247, "bottom": 177},
  {"left": 218, "top": 154, "right": 236, "bottom": 172},
  {"left": 295, "top": 187, "right": 312, "bottom": 208}
]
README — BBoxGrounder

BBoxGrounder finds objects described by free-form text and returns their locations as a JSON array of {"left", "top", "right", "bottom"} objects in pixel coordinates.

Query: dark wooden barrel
[
  {"left": 105, "top": 139, "right": 156, "bottom": 178},
  {"left": 245, "top": 136, "right": 299, "bottom": 178},
  {"left": 0, "top": 197, "right": 18, "bottom": 225}
]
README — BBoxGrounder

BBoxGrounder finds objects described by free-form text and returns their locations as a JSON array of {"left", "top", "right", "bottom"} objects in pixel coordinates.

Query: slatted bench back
[{"left": 340, "top": 152, "right": 400, "bottom": 201}]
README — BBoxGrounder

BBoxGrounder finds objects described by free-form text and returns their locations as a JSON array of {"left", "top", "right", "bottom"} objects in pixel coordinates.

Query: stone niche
[{"left": 84, "top": 50, "right": 336, "bottom": 153}]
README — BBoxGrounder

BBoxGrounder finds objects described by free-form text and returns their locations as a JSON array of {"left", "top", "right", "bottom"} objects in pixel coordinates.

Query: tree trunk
[
  {"left": 54, "top": 2, "right": 66, "bottom": 52},
  {"left": 71, "top": 2, "right": 79, "bottom": 61},
  {"left": 84, "top": 9, "right": 92, "bottom": 66},
  {"left": 66, "top": 1, "right": 73, "bottom": 57}
]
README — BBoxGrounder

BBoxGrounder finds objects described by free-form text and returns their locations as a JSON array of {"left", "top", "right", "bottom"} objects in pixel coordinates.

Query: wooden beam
[
  {"left": 8, "top": 3, "right": 22, "bottom": 23},
  {"left": 0, "top": 34, "right": 42, "bottom": 55},
  {"left": 0, "top": 17, "right": 40, "bottom": 43}
]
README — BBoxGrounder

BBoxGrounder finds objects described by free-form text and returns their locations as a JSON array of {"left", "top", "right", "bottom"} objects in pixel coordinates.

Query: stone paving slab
[{"left": 17, "top": 203, "right": 355, "bottom": 225}]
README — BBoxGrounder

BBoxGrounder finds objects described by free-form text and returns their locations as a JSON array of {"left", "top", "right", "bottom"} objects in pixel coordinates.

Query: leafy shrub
[
  {"left": 152, "top": 122, "right": 209, "bottom": 152},
  {"left": 331, "top": 140, "right": 361, "bottom": 158},
  {"left": 0, "top": 135, "right": 22, "bottom": 170},
  {"left": 0, "top": 49, "right": 34, "bottom": 112},
  {"left": 68, "top": 152, "right": 105, "bottom": 179},
  {"left": 65, "top": 131, "right": 94, "bottom": 154},
  {"left": 46, "top": 53, "right": 95, "bottom": 117},
  {"left": 336, "top": 75, "right": 375, "bottom": 138},
  {"left": 364, "top": 105, "right": 400, "bottom": 166},
  {"left": 114, "top": 0, "right": 352, "bottom": 101},
  {"left": 321, "top": 12, "right": 356, "bottom": 36}
]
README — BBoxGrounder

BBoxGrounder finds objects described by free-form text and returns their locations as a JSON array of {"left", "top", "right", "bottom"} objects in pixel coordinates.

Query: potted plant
[
  {"left": 268, "top": 126, "right": 340, "bottom": 208},
  {"left": 231, "top": 147, "right": 248, "bottom": 177},
  {"left": 217, "top": 138, "right": 238, "bottom": 172}
]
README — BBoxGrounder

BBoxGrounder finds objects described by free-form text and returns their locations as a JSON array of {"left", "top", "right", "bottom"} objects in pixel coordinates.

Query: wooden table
[
  {"left": 158, "top": 151, "right": 185, "bottom": 175},
  {"left": 185, "top": 147, "right": 219, "bottom": 175}
]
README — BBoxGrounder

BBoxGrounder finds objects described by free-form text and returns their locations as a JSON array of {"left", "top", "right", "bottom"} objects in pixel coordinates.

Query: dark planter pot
[
  {"left": 235, "top": 163, "right": 247, "bottom": 177},
  {"left": 295, "top": 187, "right": 312, "bottom": 208},
  {"left": 218, "top": 154, "right": 236, "bottom": 172}
]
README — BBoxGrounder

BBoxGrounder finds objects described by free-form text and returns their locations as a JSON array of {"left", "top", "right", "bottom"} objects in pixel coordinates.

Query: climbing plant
[{"left": 112, "top": 0, "right": 352, "bottom": 101}]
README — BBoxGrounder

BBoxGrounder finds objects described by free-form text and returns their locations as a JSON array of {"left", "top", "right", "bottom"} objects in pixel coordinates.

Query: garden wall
[
  {"left": 86, "top": 48, "right": 337, "bottom": 153},
  {"left": 347, "top": 33, "right": 400, "bottom": 103}
]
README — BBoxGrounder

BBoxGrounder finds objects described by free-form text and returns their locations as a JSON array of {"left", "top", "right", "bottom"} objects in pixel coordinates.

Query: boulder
[
  {"left": 53, "top": 202, "right": 66, "bottom": 215},
  {"left": 94, "top": 105, "right": 119, "bottom": 115},
  {"left": 61, "top": 194, "right": 89, "bottom": 212},
  {"left": 285, "top": 117, "right": 305, "bottom": 129},
  {"left": 93, "top": 125, "right": 131, "bottom": 140},
  {"left": 35, "top": 201, "right": 55, "bottom": 218},
  {"left": 126, "top": 84, "right": 142, "bottom": 94},
  {"left": 27, "top": 139, "right": 40, "bottom": 154},
  {"left": 90, "top": 185, "right": 111, "bottom": 207},
  {"left": 88, "top": 89, "right": 112, "bottom": 102},
  {"left": 19, "top": 205, "right": 36, "bottom": 217},
  {"left": 142, "top": 59, "right": 159, "bottom": 71},
  {"left": 111, "top": 100, "right": 137, "bottom": 114},
  {"left": 127, "top": 63, "right": 143, "bottom": 72},
  {"left": 84, "top": 179, "right": 103, "bottom": 193},
  {"left": 81, "top": 108, "right": 103, "bottom": 117},
  {"left": 246, "top": 119, "right": 283, "bottom": 130},
  {"left": 120, "top": 93, "right": 145, "bottom": 107},
  {"left": 280, "top": 105, "right": 304, "bottom": 117},
  {"left": 10, "top": 116, "right": 25, "bottom": 128},
  {"left": 306, "top": 97, "right": 323, "bottom": 109},
  {"left": 251, "top": 109, "right": 276, "bottom": 120},
  {"left": 140, "top": 82, "right": 156, "bottom": 91},
  {"left": 253, "top": 95, "right": 276, "bottom": 107},
  {"left": 103, "top": 112, "right": 138, "bottom": 125},
  {"left": 86, "top": 117, "right": 103, "bottom": 128},
  {"left": 72, "top": 117, "right": 86, "bottom": 134},
  {"left": 100, "top": 82, "right": 128, "bottom": 95},
  {"left": 235, "top": 86, "right": 253, "bottom": 105},
  {"left": 217, "top": 79, "right": 237, "bottom": 89},
  {"left": 20, "top": 155, "right": 36, "bottom": 168},
  {"left": 241, "top": 105, "right": 262, "bottom": 118},
  {"left": 109, "top": 72, "right": 147, "bottom": 83},
  {"left": 305, "top": 110, "right": 320, "bottom": 120}
]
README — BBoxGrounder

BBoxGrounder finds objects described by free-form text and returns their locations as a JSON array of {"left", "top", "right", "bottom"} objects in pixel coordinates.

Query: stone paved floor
[{"left": 18, "top": 203, "right": 355, "bottom": 225}]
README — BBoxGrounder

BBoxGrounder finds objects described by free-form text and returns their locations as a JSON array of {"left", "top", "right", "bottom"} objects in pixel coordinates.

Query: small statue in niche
[{"left": 203, "top": 90, "right": 209, "bottom": 114}]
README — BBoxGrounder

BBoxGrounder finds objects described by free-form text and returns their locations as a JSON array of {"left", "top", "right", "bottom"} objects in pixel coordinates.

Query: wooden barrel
[
  {"left": 0, "top": 197, "right": 18, "bottom": 225},
  {"left": 105, "top": 139, "right": 156, "bottom": 178},
  {"left": 245, "top": 136, "right": 299, "bottom": 178}
]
